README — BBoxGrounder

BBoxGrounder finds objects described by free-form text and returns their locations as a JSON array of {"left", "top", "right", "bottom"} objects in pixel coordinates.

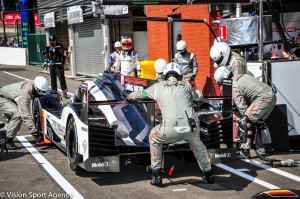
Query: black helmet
[{"left": 49, "top": 35, "right": 57, "bottom": 42}]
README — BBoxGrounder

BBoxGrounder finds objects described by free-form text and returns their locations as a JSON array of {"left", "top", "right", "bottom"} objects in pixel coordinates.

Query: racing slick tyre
[
  {"left": 66, "top": 117, "right": 83, "bottom": 172},
  {"left": 32, "top": 99, "right": 44, "bottom": 144}
]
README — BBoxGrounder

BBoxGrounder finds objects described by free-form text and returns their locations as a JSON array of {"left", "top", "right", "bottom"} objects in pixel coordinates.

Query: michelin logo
[{"left": 214, "top": 153, "right": 231, "bottom": 158}]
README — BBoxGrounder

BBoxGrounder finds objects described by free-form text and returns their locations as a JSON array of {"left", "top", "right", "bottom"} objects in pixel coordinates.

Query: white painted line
[
  {"left": 172, "top": 188, "right": 187, "bottom": 192},
  {"left": 3, "top": 71, "right": 74, "bottom": 96},
  {"left": 243, "top": 159, "right": 300, "bottom": 183},
  {"left": 4, "top": 71, "right": 30, "bottom": 81},
  {"left": 215, "top": 163, "right": 280, "bottom": 189},
  {"left": 17, "top": 136, "right": 84, "bottom": 199},
  {"left": 236, "top": 168, "right": 250, "bottom": 172}
]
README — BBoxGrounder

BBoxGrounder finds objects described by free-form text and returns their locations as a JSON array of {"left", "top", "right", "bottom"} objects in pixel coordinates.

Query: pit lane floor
[{"left": 0, "top": 64, "right": 300, "bottom": 199}]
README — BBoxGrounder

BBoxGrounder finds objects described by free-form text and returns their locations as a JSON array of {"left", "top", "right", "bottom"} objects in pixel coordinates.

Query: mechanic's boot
[
  {"left": 150, "top": 169, "right": 162, "bottom": 186},
  {"left": 63, "top": 92, "right": 68, "bottom": 99},
  {"left": 202, "top": 170, "right": 215, "bottom": 184},
  {"left": 236, "top": 149, "right": 250, "bottom": 160},
  {"left": 6, "top": 138, "right": 17, "bottom": 150},
  {"left": 258, "top": 144, "right": 274, "bottom": 154}
]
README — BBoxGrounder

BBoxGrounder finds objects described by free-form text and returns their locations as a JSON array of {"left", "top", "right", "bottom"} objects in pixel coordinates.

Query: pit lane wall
[{"left": 0, "top": 47, "right": 28, "bottom": 66}]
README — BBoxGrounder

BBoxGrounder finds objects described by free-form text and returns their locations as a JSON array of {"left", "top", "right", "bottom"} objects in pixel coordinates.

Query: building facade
[{"left": 146, "top": 5, "right": 220, "bottom": 96}]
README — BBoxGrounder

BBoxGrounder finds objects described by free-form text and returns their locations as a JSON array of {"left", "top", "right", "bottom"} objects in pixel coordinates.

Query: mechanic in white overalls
[
  {"left": 0, "top": 76, "right": 49, "bottom": 149},
  {"left": 113, "top": 36, "right": 141, "bottom": 77},
  {"left": 108, "top": 41, "right": 122, "bottom": 70},
  {"left": 174, "top": 40, "right": 198, "bottom": 87},
  {"left": 128, "top": 63, "right": 214, "bottom": 186},
  {"left": 214, "top": 66, "right": 276, "bottom": 159}
]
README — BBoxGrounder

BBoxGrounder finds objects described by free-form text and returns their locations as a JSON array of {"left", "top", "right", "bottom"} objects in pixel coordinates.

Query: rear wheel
[{"left": 66, "top": 117, "right": 83, "bottom": 172}]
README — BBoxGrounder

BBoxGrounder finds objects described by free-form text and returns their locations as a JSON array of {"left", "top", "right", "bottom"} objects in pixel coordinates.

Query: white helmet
[
  {"left": 214, "top": 66, "right": 232, "bottom": 85},
  {"left": 154, "top": 59, "right": 167, "bottom": 74},
  {"left": 34, "top": 76, "right": 49, "bottom": 95},
  {"left": 210, "top": 42, "right": 231, "bottom": 67},
  {"left": 176, "top": 40, "right": 187, "bottom": 53},
  {"left": 163, "top": 62, "right": 183, "bottom": 81},
  {"left": 114, "top": 41, "right": 121, "bottom": 48}
]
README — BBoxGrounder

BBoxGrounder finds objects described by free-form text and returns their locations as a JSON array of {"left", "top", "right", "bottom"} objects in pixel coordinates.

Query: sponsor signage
[
  {"left": 44, "top": 12, "right": 55, "bottom": 28},
  {"left": 207, "top": 148, "right": 235, "bottom": 164},
  {"left": 67, "top": 6, "right": 83, "bottom": 25},
  {"left": 123, "top": 76, "right": 156, "bottom": 92},
  {"left": 102, "top": 5, "right": 129, "bottom": 15},
  {"left": 0, "top": 13, "right": 40, "bottom": 27},
  {"left": 83, "top": 156, "right": 120, "bottom": 172}
]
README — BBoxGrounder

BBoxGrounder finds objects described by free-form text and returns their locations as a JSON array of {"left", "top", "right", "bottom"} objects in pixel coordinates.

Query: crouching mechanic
[
  {"left": 0, "top": 76, "right": 49, "bottom": 149},
  {"left": 214, "top": 66, "right": 276, "bottom": 159},
  {"left": 128, "top": 62, "right": 214, "bottom": 186}
]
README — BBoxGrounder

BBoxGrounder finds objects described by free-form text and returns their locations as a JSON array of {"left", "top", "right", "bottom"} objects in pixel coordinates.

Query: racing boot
[
  {"left": 202, "top": 170, "right": 215, "bottom": 184},
  {"left": 257, "top": 144, "right": 274, "bottom": 154},
  {"left": 6, "top": 138, "right": 17, "bottom": 150},
  {"left": 150, "top": 168, "right": 162, "bottom": 186},
  {"left": 236, "top": 149, "right": 250, "bottom": 160}
]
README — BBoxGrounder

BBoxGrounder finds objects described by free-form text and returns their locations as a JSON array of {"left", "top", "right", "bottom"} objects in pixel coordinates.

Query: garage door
[{"left": 74, "top": 18, "right": 104, "bottom": 77}]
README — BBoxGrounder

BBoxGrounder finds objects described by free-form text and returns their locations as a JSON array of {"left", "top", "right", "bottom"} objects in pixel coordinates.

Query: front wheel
[{"left": 66, "top": 117, "right": 83, "bottom": 172}]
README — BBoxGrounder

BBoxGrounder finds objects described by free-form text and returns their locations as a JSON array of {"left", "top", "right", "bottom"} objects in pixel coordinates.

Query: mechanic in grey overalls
[
  {"left": 210, "top": 41, "right": 248, "bottom": 152},
  {"left": 128, "top": 62, "right": 214, "bottom": 186},
  {"left": 174, "top": 40, "right": 198, "bottom": 86},
  {"left": 154, "top": 58, "right": 167, "bottom": 82},
  {"left": 0, "top": 76, "right": 49, "bottom": 149},
  {"left": 210, "top": 41, "right": 247, "bottom": 74},
  {"left": 214, "top": 66, "right": 276, "bottom": 159}
]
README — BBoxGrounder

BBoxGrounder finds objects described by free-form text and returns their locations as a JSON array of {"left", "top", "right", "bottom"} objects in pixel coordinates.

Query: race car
[{"left": 32, "top": 73, "right": 235, "bottom": 173}]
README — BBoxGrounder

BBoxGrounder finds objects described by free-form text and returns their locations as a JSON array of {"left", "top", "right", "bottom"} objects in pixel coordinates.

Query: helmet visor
[{"left": 35, "top": 85, "right": 48, "bottom": 95}]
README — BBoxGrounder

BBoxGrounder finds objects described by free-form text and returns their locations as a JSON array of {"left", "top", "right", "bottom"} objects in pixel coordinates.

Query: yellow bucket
[{"left": 139, "top": 60, "right": 156, "bottom": 80}]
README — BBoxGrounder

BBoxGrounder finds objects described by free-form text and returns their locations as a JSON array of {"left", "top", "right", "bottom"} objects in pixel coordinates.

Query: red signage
[
  {"left": 0, "top": 13, "right": 40, "bottom": 27},
  {"left": 219, "top": 25, "right": 227, "bottom": 41}
]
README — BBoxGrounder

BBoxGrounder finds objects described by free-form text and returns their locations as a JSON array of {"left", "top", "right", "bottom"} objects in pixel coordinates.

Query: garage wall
[{"left": 146, "top": 5, "right": 221, "bottom": 96}]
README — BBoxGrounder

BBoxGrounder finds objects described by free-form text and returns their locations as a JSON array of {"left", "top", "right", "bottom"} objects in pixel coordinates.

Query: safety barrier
[{"left": 0, "top": 47, "right": 28, "bottom": 66}]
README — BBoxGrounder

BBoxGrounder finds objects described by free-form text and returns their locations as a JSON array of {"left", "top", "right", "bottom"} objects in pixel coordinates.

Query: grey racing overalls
[
  {"left": 174, "top": 51, "right": 198, "bottom": 81},
  {"left": 0, "top": 81, "right": 36, "bottom": 139},
  {"left": 233, "top": 74, "right": 277, "bottom": 149},
  {"left": 228, "top": 52, "right": 247, "bottom": 75},
  {"left": 128, "top": 80, "right": 211, "bottom": 172}
]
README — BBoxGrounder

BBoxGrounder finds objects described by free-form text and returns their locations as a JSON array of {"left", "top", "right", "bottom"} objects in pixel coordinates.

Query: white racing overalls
[
  {"left": 128, "top": 80, "right": 211, "bottom": 172},
  {"left": 0, "top": 81, "right": 36, "bottom": 139},
  {"left": 233, "top": 74, "right": 277, "bottom": 149},
  {"left": 113, "top": 49, "right": 141, "bottom": 77}
]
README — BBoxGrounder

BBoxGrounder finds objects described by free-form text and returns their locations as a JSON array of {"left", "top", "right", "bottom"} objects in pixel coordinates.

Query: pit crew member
[{"left": 128, "top": 62, "right": 214, "bottom": 186}]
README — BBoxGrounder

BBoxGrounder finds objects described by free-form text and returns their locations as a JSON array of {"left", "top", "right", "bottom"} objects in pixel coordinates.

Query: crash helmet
[
  {"left": 214, "top": 66, "right": 232, "bottom": 85},
  {"left": 34, "top": 76, "right": 49, "bottom": 95},
  {"left": 49, "top": 35, "right": 57, "bottom": 42},
  {"left": 163, "top": 62, "right": 183, "bottom": 81},
  {"left": 114, "top": 41, "right": 121, "bottom": 48},
  {"left": 154, "top": 59, "right": 167, "bottom": 74},
  {"left": 210, "top": 42, "right": 231, "bottom": 67},
  {"left": 176, "top": 40, "right": 187, "bottom": 54},
  {"left": 121, "top": 36, "right": 133, "bottom": 50}
]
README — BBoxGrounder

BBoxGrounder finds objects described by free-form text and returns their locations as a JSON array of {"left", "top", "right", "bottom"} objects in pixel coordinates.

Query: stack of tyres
[{"left": 0, "top": 122, "right": 6, "bottom": 156}]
